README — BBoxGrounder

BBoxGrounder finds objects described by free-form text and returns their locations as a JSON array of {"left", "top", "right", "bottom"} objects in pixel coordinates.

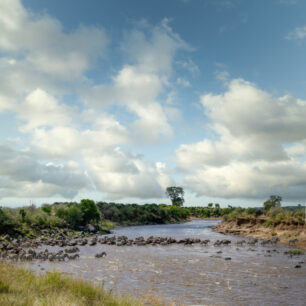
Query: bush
[
  {"left": 65, "top": 205, "right": 83, "bottom": 229},
  {"left": 292, "top": 250, "right": 304, "bottom": 255},
  {"left": 41, "top": 206, "right": 52, "bottom": 215},
  {"left": 263, "top": 220, "right": 273, "bottom": 227},
  {"left": 80, "top": 199, "right": 101, "bottom": 225},
  {"left": 0, "top": 207, "right": 16, "bottom": 231}
]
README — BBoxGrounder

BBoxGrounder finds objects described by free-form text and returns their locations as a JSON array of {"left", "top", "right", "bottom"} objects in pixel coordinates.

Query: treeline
[
  {"left": 214, "top": 196, "right": 305, "bottom": 226},
  {"left": 0, "top": 199, "right": 102, "bottom": 236},
  {"left": 0, "top": 200, "right": 236, "bottom": 236},
  {"left": 1, "top": 198, "right": 304, "bottom": 237}
]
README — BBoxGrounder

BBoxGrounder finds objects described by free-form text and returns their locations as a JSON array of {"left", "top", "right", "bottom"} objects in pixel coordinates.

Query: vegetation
[
  {"left": 264, "top": 195, "right": 282, "bottom": 211},
  {"left": 222, "top": 195, "right": 305, "bottom": 227},
  {"left": 0, "top": 262, "right": 143, "bottom": 306},
  {"left": 0, "top": 199, "right": 236, "bottom": 237},
  {"left": 0, "top": 194, "right": 304, "bottom": 238},
  {"left": 292, "top": 250, "right": 304, "bottom": 255},
  {"left": 165, "top": 186, "right": 185, "bottom": 207}
]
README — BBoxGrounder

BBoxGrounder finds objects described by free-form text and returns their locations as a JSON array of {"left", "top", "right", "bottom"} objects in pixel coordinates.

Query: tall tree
[
  {"left": 166, "top": 187, "right": 185, "bottom": 207},
  {"left": 263, "top": 195, "right": 282, "bottom": 211}
]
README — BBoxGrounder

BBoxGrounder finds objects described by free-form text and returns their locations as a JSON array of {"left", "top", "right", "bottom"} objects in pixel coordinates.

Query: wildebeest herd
[{"left": 0, "top": 234, "right": 303, "bottom": 268}]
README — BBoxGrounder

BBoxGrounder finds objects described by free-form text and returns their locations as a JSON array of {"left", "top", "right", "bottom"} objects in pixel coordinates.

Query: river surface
[{"left": 26, "top": 220, "right": 305, "bottom": 305}]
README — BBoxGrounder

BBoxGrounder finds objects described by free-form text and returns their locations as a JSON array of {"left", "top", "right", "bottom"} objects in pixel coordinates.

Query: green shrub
[
  {"left": 41, "top": 206, "right": 52, "bottom": 215},
  {"left": 292, "top": 250, "right": 304, "bottom": 255},
  {"left": 263, "top": 220, "right": 273, "bottom": 227},
  {"left": 80, "top": 199, "right": 100, "bottom": 225},
  {"left": 65, "top": 205, "right": 83, "bottom": 229}
]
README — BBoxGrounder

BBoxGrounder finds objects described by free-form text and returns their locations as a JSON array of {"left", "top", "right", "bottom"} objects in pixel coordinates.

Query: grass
[
  {"left": 0, "top": 262, "right": 151, "bottom": 306},
  {"left": 292, "top": 250, "right": 304, "bottom": 255}
]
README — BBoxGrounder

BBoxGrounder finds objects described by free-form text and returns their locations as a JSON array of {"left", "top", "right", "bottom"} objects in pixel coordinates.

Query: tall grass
[{"left": 0, "top": 262, "right": 144, "bottom": 306}]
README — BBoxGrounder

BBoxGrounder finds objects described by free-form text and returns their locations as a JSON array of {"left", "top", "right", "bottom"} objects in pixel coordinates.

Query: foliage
[
  {"left": 0, "top": 207, "right": 15, "bottom": 232},
  {"left": 165, "top": 186, "right": 185, "bottom": 206},
  {"left": 55, "top": 205, "right": 84, "bottom": 229},
  {"left": 41, "top": 205, "right": 52, "bottom": 215},
  {"left": 19, "top": 209, "right": 26, "bottom": 222},
  {"left": 0, "top": 198, "right": 304, "bottom": 237},
  {"left": 80, "top": 199, "right": 101, "bottom": 224},
  {"left": 0, "top": 262, "right": 141, "bottom": 306},
  {"left": 264, "top": 195, "right": 282, "bottom": 211},
  {"left": 292, "top": 250, "right": 304, "bottom": 255}
]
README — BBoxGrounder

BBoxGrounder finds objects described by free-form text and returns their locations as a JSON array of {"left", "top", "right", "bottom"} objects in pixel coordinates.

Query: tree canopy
[
  {"left": 165, "top": 186, "right": 185, "bottom": 207},
  {"left": 263, "top": 195, "right": 282, "bottom": 211}
]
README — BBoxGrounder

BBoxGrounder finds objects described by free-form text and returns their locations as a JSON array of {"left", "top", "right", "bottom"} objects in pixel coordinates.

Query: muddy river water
[{"left": 26, "top": 220, "right": 305, "bottom": 305}]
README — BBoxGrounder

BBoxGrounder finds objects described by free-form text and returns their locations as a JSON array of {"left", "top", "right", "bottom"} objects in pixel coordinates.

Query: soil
[{"left": 213, "top": 217, "right": 306, "bottom": 250}]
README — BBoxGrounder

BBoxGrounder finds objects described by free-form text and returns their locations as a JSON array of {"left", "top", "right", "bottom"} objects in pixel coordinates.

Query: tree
[
  {"left": 41, "top": 205, "right": 52, "bottom": 215},
  {"left": 80, "top": 199, "right": 101, "bottom": 224},
  {"left": 264, "top": 195, "right": 282, "bottom": 211},
  {"left": 65, "top": 205, "right": 83, "bottom": 229},
  {"left": 214, "top": 203, "right": 220, "bottom": 208},
  {"left": 19, "top": 209, "right": 26, "bottom": 222},
  {"left": 208, "top": 203, "right": 213, "bottom": 208},
  {"left": 165, "top": 187, "right": 185, "bottom": 207}
]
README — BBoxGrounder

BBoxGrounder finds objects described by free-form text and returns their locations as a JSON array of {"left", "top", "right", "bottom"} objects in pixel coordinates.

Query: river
[{"left": 27, "top": 220, "right": 305, "bottom": 305}]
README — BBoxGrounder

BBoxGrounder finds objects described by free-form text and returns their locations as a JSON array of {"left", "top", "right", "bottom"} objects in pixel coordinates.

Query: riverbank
[
  {"left": 214, "top": 217, "right": 306, "bottom": 250},
  {"left": 0, "top": 262, "right": 168, "bottom": 306}
]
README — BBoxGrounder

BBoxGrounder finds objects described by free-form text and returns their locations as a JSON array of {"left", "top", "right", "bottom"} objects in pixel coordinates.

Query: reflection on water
[{"left": 27, "top": 220, "right": 305, "bottom": 305}]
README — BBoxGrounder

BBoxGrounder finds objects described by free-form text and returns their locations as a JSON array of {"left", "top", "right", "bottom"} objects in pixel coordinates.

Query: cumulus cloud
[
  {"left": 0, "top": 144, "right": 91, "bottom": 198},
  {"left": 0, "top": 0, "right": 109, "bottom": 117},
  {"left": 84, "top": 148, "right": 173, "bottom": 199},
  {"left": 17, "top": 89, "right": 74, "bottom": 132},
  {"left": 0, "top": 2, "right": 187, "bottom": 202},
  {"left": 81, "top": 20, "right": 190, "bottom": 143},
  {"left": 176, "top": 78, "right": 306, "bottom": 200},
  {"left": 0, "top": 0, "right": 108, "bottom": 79}
]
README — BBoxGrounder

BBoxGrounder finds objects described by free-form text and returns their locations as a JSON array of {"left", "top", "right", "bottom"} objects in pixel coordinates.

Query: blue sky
[{"left": 0, "top": 0, "right": 306, "bottom": 207}]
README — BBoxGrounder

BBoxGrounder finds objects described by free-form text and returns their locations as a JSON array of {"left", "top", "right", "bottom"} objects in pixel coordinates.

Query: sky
[{"left": 0, "top": 0, "right": 306, "bottom": 207}]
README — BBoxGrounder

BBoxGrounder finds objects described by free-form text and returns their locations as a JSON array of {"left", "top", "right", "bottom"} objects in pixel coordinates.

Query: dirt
[{"left": 213, "top": 217, "right": 306, "bottom": 250}]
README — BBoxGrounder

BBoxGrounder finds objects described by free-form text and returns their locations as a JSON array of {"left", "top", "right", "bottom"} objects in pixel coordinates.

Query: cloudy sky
[{"left": 1, "top": 0, "right": 306, "bottom": 207}]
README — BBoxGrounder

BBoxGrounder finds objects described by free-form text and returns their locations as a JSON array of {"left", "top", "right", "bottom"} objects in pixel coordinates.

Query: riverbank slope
[{"left": 214, "top": 217, "right": 306, "bottom": 250}]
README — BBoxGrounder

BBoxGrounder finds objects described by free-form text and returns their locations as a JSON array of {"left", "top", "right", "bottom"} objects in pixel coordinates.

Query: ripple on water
[{"left": 26, "top": 220, "right": 306, "bottom": 306}]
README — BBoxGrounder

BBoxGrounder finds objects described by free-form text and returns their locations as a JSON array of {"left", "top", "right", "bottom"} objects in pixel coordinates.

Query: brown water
[{"left": 26, "top": 220, "right": 305, "bottom": 305}]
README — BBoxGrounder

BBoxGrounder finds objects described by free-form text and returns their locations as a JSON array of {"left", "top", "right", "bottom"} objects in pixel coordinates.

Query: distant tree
[
  {"left": 165, "top": 187, "right": 185, "bottom": 207},
  {"left": 41, "top": 206, "right": 52, "bottom": 215},
  {"left": 214, "top": 203, "right": 220, "bottom": 208},
  {"left": 264, "top": 195, "right": 282, "bottom": 211},
  {"left": 65, "top": 205, "right": 83, "bottom": 229},
  {"left": 208, "top": 203, "right": 213, "bottom": 208},
  {"left": 19, "top": 209, "right": 26, "bottom": 222},
  {"left": 80, "top": 199, "right": 101, "bottom": 224}
]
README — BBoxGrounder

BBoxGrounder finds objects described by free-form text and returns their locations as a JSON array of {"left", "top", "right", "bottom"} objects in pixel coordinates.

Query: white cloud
[
  {"left": 0, "top": 3, "right": 187, "bottom": 202},
  {"left": 17, "top": 89, "right": 74, "bottom": 132},
  {"left": 84, "top": 148, "right": 173, "bottom": 199},
  {"left": 286, "top": 25, "right": 306, "bottom": 40},
  {"left": 0, "top": 0, "right": 109, "bottom": 117},
  {"left": 123, "top": 18, "right": 191, "bottom": 76},
  {"left": 0, "top": 0, "right": 108, "bottom": 79},
  {"left": 0, "top": 144, "right": 91, "bottom": 199},
  {"left": 81, "top": 20, "right": 190, "bottom": 143},
  {"left": 176, "top": 78, "right": 306, "bottom": 200}
]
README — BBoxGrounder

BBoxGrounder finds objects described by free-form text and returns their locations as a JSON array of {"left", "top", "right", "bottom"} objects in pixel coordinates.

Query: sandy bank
[{"left": 213, "top": 217, "right": 306, "bottom": 250}]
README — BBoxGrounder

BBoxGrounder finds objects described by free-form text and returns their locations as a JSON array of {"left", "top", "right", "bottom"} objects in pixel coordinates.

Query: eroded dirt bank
[{"left": 214, "top": 217, "right": 306, "bottom": 250}]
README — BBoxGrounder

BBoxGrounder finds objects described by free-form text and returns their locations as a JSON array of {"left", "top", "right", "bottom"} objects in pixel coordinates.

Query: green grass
[
  {"left": 292, "top": 250, "right": 304, "bottom": 255},
  {"left": 0, "top": 262, "right": 165, "bottom": 306}
]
